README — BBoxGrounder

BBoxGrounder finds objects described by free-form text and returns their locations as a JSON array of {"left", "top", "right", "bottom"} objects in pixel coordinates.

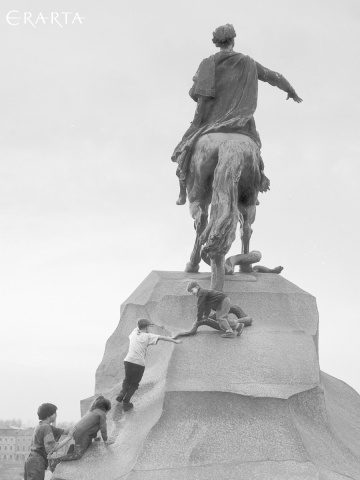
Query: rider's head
[{"left": 212, "top": 24, "right": 236, "bottom": 48}]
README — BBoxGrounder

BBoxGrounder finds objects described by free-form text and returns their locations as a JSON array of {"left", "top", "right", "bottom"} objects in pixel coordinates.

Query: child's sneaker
[
  {"left": 236, "top": 323, "right": 244, "bottom": 337},
  {"left": 220, "top": 331, "right": 235, "bottom": 338},
  {"left": 49, "top": 458, "right": 60, "bottom": 473},
  {"left": 123, "top": 402, "right": 133, "bottom": 412}
]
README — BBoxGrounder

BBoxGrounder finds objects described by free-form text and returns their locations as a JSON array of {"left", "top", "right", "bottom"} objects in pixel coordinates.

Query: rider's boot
[{"left": 176, "top": 179, "right": 187, "bottom": 205}]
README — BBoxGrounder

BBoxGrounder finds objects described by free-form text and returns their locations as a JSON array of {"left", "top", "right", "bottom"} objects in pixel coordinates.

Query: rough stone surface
[
  {"left": 95, "top": 271, "right": 320, "bottom": 397},
  {"left": 52, "top": 272, "right": 360, "bottom": 480}
]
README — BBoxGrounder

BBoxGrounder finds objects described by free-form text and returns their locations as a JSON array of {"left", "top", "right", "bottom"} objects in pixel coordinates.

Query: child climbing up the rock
[
  {"left": 116, "top": 318, "right": 182, "bottom": 411},
  {"left": 48, "top": 396, "right": 114, "bottom": 472},
  {"left": 186, "top": 281, "right": 252, "bottom": 338}
]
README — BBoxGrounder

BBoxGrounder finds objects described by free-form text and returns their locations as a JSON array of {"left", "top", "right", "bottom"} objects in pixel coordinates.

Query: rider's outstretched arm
[{"left": 256, "top": 62, "right": 303, "bottom": 103}]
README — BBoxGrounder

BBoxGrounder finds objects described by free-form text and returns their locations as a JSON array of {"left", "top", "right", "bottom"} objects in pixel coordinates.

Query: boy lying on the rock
[{"left": 187, "top": 281, "right": 252, "bottom": 338}]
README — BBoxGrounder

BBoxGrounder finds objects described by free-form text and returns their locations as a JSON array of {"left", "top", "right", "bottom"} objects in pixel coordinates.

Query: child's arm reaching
[
  {"left": 158, "top": 336, "right": 182, "bottom": 344},
  {"left": 46, "top": 430, "right": 74, "bottom": 458}
]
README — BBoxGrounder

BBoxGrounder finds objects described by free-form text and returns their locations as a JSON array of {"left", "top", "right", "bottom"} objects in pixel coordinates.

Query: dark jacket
[{"left": 196, "top": 288, "right": 227, "bottom": 321}]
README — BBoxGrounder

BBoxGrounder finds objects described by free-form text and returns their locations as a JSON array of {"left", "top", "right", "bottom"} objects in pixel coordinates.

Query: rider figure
[{"left": 172, "top": 24, "right": 302, "bottom": 205}]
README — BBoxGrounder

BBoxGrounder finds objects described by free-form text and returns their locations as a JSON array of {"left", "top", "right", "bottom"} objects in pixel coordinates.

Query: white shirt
[{"left": 124, "top": 328, "right": 160, "bottom": 367}]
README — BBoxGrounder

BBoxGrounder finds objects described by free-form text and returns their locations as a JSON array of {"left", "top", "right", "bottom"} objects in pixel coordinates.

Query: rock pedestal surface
[{"left": 53, "top": 271, "right": 360, "bottom": 480}]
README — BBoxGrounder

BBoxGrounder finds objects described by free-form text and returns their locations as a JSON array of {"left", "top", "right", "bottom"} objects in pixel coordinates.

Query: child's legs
[
  {"left": 67, "top": 443, "right": 75, "bottom": 454},
  {"left": 60, "top": 442, "right": 89, "bottom": 462},
  {"left": 235, "top": 304, "right": 252, "bottom": 324},
  {"left": 215, "top": 297, "right": 232, "bottom": 331},
  {"left": 24, "top": 453, "right": 46, "bottom": 480},
  {"left": 237, "top": 315, "right": 252, "bottom": 325},
  {"left": 119, "top": 361, "right": 133, "bottom": 396},
  {"left": 123, "top": 363, "right": 145, "bottom": 403},
  {"left": 55, "top": 435, "right": 92, "bottom": 463}
]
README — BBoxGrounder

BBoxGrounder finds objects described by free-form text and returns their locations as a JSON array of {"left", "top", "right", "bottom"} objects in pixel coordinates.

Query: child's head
[
  {"left": 187, "top": 281, "right": 200, "bottom": 295},
  {"left": 91, "top": 396, "right": 111, "bottom": 413},
  {"left": 137, "top": 318, "right": 153, "bottom": 331},
  {"left": 37, "top": 403, "right": 57, "bottom": 421}
]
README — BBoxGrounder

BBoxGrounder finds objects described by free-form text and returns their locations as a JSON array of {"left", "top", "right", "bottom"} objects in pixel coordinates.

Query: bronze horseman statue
[{"left": 171, "top": 24, "right": 302, "bottom": 290}]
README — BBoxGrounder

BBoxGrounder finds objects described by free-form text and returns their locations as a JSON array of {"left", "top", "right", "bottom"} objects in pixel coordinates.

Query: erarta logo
[{"left": 6, "top": 11, "right": 85, "bottom": 28}]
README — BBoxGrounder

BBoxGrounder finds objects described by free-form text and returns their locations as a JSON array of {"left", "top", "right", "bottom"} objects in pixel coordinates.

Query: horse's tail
[{"left": 200, "top": 139, "right": 257, "bottom": 258}]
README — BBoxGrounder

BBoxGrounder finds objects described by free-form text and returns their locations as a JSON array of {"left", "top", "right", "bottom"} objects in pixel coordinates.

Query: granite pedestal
[{"left": 52, "top": 271, "right": 360, "bottom": 480}]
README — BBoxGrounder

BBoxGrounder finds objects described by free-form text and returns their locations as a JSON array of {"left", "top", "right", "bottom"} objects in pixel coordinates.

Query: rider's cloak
[{"left": 172, "top": 51, "right": 261, "bottom": 182}]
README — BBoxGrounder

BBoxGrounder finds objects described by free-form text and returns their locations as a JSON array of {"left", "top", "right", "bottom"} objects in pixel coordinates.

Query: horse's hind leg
[
  {"left": 239, "top": 203, "right": 256, "bottom": 255},
  {"left": 185, "top": 138, "right": 215, "bottom": 273},
  {"left": 237, "top": 202, "right": 257, "bottom": 273},
  {"left": 185, "top": 200, "right": 208, "bottom": 272}
]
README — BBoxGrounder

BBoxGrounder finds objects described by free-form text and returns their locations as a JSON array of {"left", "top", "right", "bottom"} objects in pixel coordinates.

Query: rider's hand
[{"left": 286, "top": 92, "right": 302, "bottom": 103}]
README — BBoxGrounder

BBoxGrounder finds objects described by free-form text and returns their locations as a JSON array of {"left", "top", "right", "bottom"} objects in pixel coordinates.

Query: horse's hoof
[
  {"left": 225, "top": 265, "right": 234, "bottom": 275},
  {"left": 185, "top": 262, "right": 199, "bottom": 273},
  {"left": 225, "top": 258, "right": 235, "bottom": 275}
]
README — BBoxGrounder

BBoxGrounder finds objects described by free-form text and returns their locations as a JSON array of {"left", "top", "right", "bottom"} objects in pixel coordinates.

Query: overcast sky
[{"left": 0, "top": 0, "right": 359, "bottom": 424}]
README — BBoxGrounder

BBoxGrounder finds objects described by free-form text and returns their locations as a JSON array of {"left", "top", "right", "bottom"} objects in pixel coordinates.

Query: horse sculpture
[{"left": 184, "top": 132, "right": 263, "bottom": 291}]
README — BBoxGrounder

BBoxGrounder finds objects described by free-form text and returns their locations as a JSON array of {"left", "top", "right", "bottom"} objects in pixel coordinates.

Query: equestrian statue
[{"left": 171, "top": 24, "right": 302, "bottom": 291}]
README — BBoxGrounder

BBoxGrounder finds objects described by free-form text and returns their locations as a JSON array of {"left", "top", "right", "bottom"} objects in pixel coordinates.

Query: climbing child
[
  {"left": 116, "top": 318, "right": 182, "bottom": 411},
  {"left": 187, "top": 280, "right": 252, "bottom": 338},
  {"left": 48, "top": 396, "right": 113, "bottom": 472}
]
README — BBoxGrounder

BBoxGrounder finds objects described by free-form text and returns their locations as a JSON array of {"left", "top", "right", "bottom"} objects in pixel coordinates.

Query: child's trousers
[
  {"left": 24, "top": 452, "right": 47, "bottom": 480},
  {"left": 215, "top": 297, "right": 233, "bottom": 331},
  {"left": 120, "top": 361, "right": 145, "bottom": 403},
  {"left": 49, "top": 435, "right": 92, "bottom": 472}
]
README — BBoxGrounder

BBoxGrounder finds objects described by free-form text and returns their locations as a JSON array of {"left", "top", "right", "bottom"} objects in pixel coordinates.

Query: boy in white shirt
[{"left": 116, "top": 318, "right": 182, "bottom": 411}]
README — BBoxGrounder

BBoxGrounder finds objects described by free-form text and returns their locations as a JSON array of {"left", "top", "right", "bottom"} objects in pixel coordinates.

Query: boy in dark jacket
[{"left": 187, "top": 281, "right": 250, "bottom": 338}]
